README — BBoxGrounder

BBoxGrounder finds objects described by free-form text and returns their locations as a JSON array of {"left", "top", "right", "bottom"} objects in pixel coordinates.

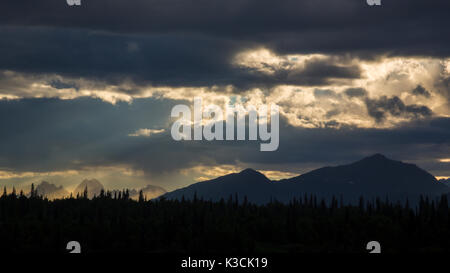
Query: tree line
[{"left": 0, "top": 186, "right": 449, "bottom": 253}]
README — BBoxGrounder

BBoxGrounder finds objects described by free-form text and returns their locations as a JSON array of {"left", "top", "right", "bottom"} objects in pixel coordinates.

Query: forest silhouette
[{"left": 0, "top": 186, "right": 449, "bottom": 253}]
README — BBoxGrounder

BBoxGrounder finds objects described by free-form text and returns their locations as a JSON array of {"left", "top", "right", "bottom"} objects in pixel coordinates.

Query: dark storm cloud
[
  {"left": 0, "top": 97, "right": 448, "bottom": 178},
  {"left": 1, "top": 0, "right": 449, "bottom": 57},
  {"left": 301, "top": 59, "right": 360, "bottom": 79},
  {"left": 0, "top": 27, "right": 362, "bottom": 89},
  {"left": 235, "top": 58, "right": 361, "bottom": 89},
  {"left": 0, "top": 28, "right": 245, "bottom": 87},
  {"left": 49, "top": 79, "right": 78, "bottom": 90},
  {"left": 0, "top": 0, "right": 448, "bottom": 89},
  {"left": 412, "top": 85, "right": 431, "bottom": 98},
  {"left": 365, "top": 96, "right": 433, "bottom": 123},
  {"left": 344, "top": 87, "right": 368, "bottom": 98}
]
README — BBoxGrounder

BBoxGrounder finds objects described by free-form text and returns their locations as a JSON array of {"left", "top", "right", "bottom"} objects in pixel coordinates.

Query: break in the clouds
[{"left": 0, "top": 0, "right": 449, "bottom": 191}]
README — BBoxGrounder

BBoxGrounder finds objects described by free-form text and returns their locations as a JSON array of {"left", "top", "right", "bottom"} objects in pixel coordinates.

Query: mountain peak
[
  {"left": 163, "top": 154, "right": 448, "bottom": 204},
  {"left": 74, "top": 179, "right": 104, "bottom": 198},
  {"left": 355, "top": 154, "right": 393, "bottom": 165},
  {"left": 364, "top": 153, "right": 388, "bottom": 161},
  {"left": 39, "top": 181, "right": 51, "bottom": 186},
  {"left": 238, "top": 168, "right": 270, "bottom": 181},
  {"left": 239, "top": 168, "right": 260, "bottom": 175},
  {"left": 34, "top": 181, "right": 68, "bottom": 200}
]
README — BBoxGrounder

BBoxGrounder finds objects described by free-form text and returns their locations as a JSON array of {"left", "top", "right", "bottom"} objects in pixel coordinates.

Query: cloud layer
[{"left": 0, "top": 0, "right": 449, "bottom": 190}]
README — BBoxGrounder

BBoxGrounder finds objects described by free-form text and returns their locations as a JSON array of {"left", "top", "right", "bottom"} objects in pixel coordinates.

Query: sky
[{"left": 0, "top": 0, "right": 449, "bottom": 192}]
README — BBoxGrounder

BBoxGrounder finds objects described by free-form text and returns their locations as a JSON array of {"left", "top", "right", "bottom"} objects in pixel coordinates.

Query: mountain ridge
[
  {"left": 73, "top": 179, "right": 105, "bottom": 199},
  {"left": 163, "top": 154, "right": 448, "bottom": 204},
  {"left": 21, "top": 180, "right": 167, "bottom": 200},
  {"left": 33, "top": 181, "right": 69, "bottom": 200}
]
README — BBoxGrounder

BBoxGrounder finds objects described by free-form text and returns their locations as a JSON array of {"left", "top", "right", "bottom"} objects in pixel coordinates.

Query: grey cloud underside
[
  {"left": 0, "top": 98, "right": 448, "bottom": 176},
  {"left": 311, "top": 87, "right": 434, "bottom": 123},
  {"left": 0, "top": 27, "right": 361, "bottom": 89},
  {"left": 365, "top": 96, "right": 433, "bottom": 123},
  {"left": 0, "top": 28, "right": 241, "bottom": 88},
  {"left": 0, "top": 0, "right": 449, "bottom": 89},
  {"left": 344, "top": 88, "right": 368, "bottom": 98},
  {"left": 1, "top": 0, "right": 449, "bottom": 57},
  {"left": 412, "top": 85, "right": 431, "bottom": 98}
]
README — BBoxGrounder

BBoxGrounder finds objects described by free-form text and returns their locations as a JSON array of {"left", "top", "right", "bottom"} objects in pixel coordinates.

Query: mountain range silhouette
[
  {"left": 34, "top": 181, "right": 69, "bottom": 200},
  {"left": 163, "top": 154, "right": 449, "bottom": 204},
  {"left": 73, "top": 179, "right": 105, "bottom": 199},
  {"left": 439, "top": 178, "right": 450, "bottom": 187},
  {"left": 30, "top": 179, "right": 166, "bottom": 200}
]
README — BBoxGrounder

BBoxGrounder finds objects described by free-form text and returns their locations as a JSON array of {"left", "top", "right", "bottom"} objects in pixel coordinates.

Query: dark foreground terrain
[{"left": 0, "top": 190, "right": 449, "bottom": 254}]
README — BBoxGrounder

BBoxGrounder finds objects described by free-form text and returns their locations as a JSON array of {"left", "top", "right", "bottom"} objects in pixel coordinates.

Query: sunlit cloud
[
  {"left": 180, "top": 164, "right": 299, "bottom": 182},
  {"left": 0, "top": 170, "right": 79, "bottom": 180},
  {"left": 128, "top": 128, "right": 165, "bottom": 137},
  {"left": 233, "top": 48, "right": 327, "bottom": 75},
  {"left": 436, "top": 176, "right": 450, "bottom": 180},
  {"left": 0, "top": 51, "right": 448, "bottom": 130},
  {"left": 181, "top": 165, "right": 242, "bottom": 182},
  {"left": 258, "top": 170, "right": 299, "bottom": 180}
]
